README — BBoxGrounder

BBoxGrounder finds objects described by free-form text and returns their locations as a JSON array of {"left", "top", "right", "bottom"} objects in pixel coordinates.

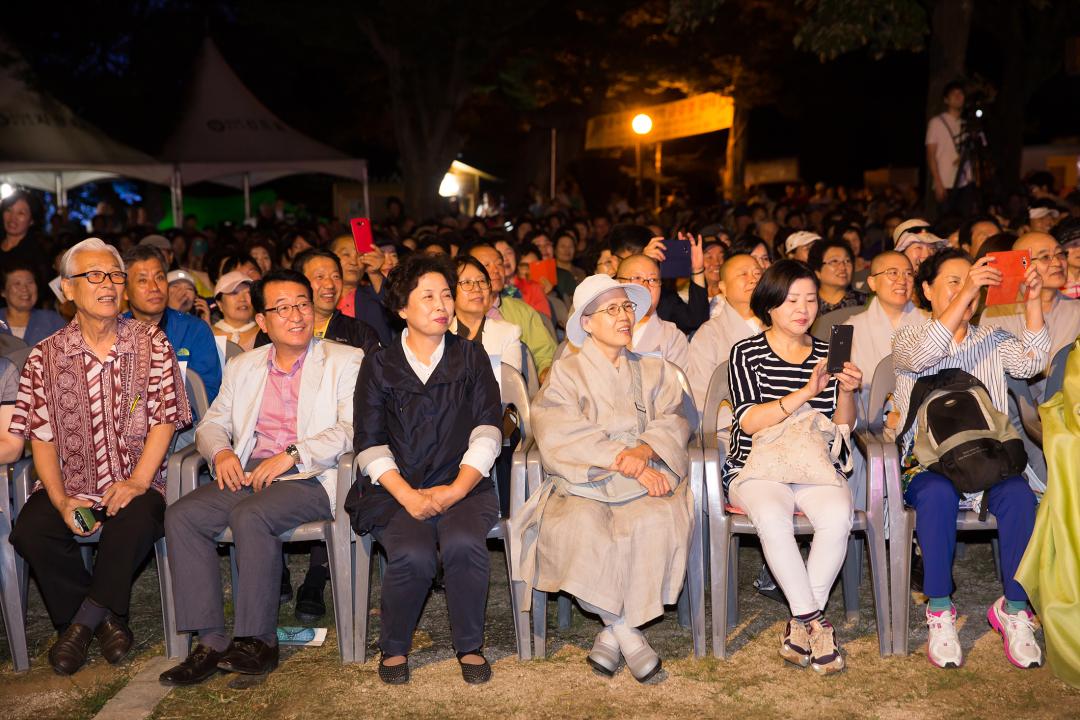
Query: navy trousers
[{"left": 904, "top": 472, "right": 1036, "bottom": 602}]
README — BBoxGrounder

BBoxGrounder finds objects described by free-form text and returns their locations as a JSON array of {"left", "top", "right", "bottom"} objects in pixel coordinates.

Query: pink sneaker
[
  {"left": 987, "top": 597, "right": 1043, "bottom": 669},
  {"left": 925, "top": 605, "right": 963, "bottom": 669}
]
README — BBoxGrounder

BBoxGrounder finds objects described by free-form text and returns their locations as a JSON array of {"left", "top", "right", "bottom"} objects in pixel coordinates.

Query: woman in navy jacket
[{"left": 346, "top": 254, "right": 502, "bottom": 685}]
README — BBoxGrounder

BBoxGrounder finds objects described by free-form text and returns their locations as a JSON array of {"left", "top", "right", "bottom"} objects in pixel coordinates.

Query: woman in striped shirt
[
  {"left": 892, "top": 248, "right": 1049, "bottom": 671},
  {"left": 725, "top": 260, "right": 863, "bottom": 675}
]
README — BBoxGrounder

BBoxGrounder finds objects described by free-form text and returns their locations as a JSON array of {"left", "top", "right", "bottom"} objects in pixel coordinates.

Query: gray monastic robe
[
  {"left": 686, "top": 301, "right": 761, "bottom": 415},
  {"left": 509, "top": 337, "right": 693, "bottom": 627}
]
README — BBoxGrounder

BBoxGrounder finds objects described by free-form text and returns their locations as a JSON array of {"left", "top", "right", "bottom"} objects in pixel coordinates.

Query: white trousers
[{"left": 729, "top": 481, "right": 853, "bottom": 616}]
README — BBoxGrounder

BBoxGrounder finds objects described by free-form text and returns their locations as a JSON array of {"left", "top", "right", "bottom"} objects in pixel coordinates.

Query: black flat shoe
[
  {"left": 378, "top": 656, "right": 410, "bottom": 685},
  {"left": 294, "top": 582, "right": 326, "bottom": 624},
  {"left": 458, "top": 654, "right": 492, "bottom": 685},
  {"left": 217, "top": 637, "right": 279, "bottom": 675},
  {"left": 159, "top": 644, "right": 224, "bottom": 686}
]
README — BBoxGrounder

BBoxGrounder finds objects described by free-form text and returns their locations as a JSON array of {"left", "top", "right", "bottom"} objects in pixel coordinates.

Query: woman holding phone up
[{"left": 724, "top": 259, "right": 863, "bottom": 675}]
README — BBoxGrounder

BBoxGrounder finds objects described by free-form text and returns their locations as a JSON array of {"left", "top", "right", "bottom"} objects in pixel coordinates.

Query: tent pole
[
  {"left": 242, "top": 172, "right": 251, "bottom": 221},
  {"left": 171, "top": 168, "right": 184, "bottom": 229},
  {"left": 54, "top": 173, "right": 66, "bottom": 209},
  {"left": 362, "top": 163, "right": 371, "bottom": 219}
]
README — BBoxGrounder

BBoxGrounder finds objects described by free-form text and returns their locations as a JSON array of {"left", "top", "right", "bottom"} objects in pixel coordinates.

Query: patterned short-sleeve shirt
[{"left": 9, "top": 316, "right": 192, "bottom": 501}]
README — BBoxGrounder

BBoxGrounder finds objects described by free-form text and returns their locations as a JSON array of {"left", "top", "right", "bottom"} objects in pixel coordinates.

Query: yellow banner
[{"left": 585, "top": 93, "right": 734, "bottom": 150}]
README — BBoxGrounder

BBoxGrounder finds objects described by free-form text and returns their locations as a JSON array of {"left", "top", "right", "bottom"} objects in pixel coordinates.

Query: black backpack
[{"left": 899, "top": 369, "right": 1027, "bottom": 513}]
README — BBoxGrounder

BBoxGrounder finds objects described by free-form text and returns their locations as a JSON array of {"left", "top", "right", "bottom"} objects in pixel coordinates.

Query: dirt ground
[{"left": 1, "top": 540, "right": 1078, "bottom": 720}]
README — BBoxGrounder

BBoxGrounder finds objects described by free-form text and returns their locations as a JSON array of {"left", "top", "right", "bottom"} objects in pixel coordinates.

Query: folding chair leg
[
  {"left": 155, "top": 538, "right": 189, "bottom": 660},
  {"left": 352, "top": 534, "right": 372, "bottom": 663},
  {"left": 557, "top": 593, "right": 572, "bottom": 629},
  {"left": 677, "top": 587, "right": 690, "bottom": 628},
  {"left": 891, "top": 513, "right": 916, "bottom": 655},
  {"left": 531, "top": 589, "right": 548, "bottom": 658},
  {"left": 0, "top": 523, "right": 30, "bottom": 672},
  {"left": 726, "top": 537, "right": 740, "bottom": 630},
  {"left": 501, "top": 525, "right": 531, "bottom": 660},
  {"left": 991, "top": 537, "right": 1002, "bottom": 584},
  {"left": 326, "top": 529, "right": 354, "bottom": 663},
  {"left": 865, "top": 521, "right": 891, "bottom": 656},
  {"left": 841, "top": 536, "right": 863, "bottom": 624}
]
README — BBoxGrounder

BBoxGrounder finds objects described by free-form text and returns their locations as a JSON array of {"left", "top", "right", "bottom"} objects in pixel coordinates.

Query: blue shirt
[
  {"left": 0, "top": 307, "right": 67, "bottom": 347},
  {"left": 123, "top": 307, "right": 222, "bottom": 407}
]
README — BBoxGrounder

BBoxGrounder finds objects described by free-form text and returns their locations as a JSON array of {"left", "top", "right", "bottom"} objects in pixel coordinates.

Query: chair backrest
[
  {"left": 522, "top": 345, "right": 540, "bottom": 397},
  {"left": 701, "top": 361, "right": 733, "bottom": 458},
  {"left": 185, "top": 369, "right": 211, "bottom": 421},
  {"left": 5, "top": 345, "right": 32, "bottom": 373},
  {"left": 0, "top": 334, "right": 28, "bottom": 358},
  {"left": 669, "top": 363, "right": 701, "bottom": 446},
  {"left": 810, "top": 305, "right": 865, "bottom": 341},
  {"left": 1006, "top": 374, "right": 1042, "bottom": 443},
  {"left": 1044, "top": 340, "right": 1076, "bottom": 401},
  {"left": 538, "top": 311, "right": 557, "bottom": 344},
  {"left": 225, "top": 340, "right": 244, "bottom": 361},
  {"left": 866, "top": 355, "right": 896, "bottom": 435},
  {"left": 499, "top": 362, "right": 532, "bottom": 449}
]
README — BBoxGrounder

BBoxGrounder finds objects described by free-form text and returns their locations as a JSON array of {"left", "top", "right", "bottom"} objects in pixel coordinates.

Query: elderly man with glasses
[
  {"left": 8, "top": 237, "right": 191, "bottom": 675},
  {"left": 160, "top": 269, "right": 364, "bottom": 686}
]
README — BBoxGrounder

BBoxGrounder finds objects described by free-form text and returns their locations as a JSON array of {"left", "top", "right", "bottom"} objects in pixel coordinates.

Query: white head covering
[{"left": 566, "top": 274, "right": 651, "bottom": 347}]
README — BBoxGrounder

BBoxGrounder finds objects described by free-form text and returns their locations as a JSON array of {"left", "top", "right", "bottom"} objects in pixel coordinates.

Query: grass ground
[{"left": 1, "top": 541, "right": 1078, "bottom": 720}]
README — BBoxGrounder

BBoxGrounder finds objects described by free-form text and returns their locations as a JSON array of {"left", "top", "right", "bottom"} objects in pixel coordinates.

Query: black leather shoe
[
  {"left": 378, "top": 656, "right": 410, "bottom": 685},
  {"left": 458, "top": 654, "right": 492, "bottom": 685},
  {"left": 294, "top": 582, "right": 326, "bottom": 624},
  {"left": 95, "top": 614, "right": 134, "bottom": 664},
  {"left": 159, "top": 644, "right": 225, "bottom": 686},
  {"left": 217, "top": 637, "right": 279, "bottom": 675},
  {"left": 280, "top": 566, "right": 293, "bottom": 604},
  {"left": 49, "top": 623, "right": 93, "bottom": 675}
]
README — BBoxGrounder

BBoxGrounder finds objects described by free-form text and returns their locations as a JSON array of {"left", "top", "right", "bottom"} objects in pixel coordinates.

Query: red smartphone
[
  {"left": 985, "top": 249, "right": 1030, "bottom": 306},
  {"left": 350, "top": 217, "right": 374, "bottom": 255}
]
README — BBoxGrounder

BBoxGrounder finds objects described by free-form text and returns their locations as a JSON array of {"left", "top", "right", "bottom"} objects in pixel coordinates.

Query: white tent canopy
[
  {"left": 163, "top": 39, "right": 368, "bottom": 218},
  {"left": 0, "top": 42, "right": 172, "bottom": 200}
]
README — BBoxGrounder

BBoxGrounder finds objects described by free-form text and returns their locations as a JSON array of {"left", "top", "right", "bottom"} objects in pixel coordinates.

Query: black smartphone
[
  {"left": 73, "top": 506, "right": 107, "bottom": 533},
  {"left": 827, "top": 324, "right": 854, "bottom": 375},
  {"left": 659, "top": 239, "right": 692, "bottom": 279}
]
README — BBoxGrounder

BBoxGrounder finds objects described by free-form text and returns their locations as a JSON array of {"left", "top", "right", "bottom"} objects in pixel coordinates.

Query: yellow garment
[
  {"left": 1017, "top": 340, "right": 1080, "bottom": 689},
  {"left": 314, "top": 316, "right": 331, "bottom": 339}
]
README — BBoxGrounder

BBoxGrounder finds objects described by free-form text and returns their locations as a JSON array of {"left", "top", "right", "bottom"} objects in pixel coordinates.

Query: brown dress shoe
[
  {"left": 216, "top": 637, "right": 279, "bottom": 675},
  {"left": 49, "top": 624, "right": 93, "bottom": 675},
  {"left": 95, "top": 615, "right": 134, "bottom": 664},
  {"left": 159, "top": 644, "right": 225, "bottom": 686}
]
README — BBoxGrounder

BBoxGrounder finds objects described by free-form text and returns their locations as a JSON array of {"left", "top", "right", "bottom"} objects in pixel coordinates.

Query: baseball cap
[
  {"left": 785, "top": 231, "right": 821, "bottom": 255},
  {"left": 893, "top": 218, "right": 946, "bottom": 253},
  {"left": 167, "top": 270, "right": 197, "bottom": 289},
  {"left": 214, "top": 271, "right": 253, "bottom": 296},
  {"left": 139, "top": 234, "right": 172, "bottom": 253}
]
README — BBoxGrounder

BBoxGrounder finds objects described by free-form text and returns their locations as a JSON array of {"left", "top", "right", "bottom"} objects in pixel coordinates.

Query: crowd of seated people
[{"left": 1, "top": 172, "right": 1078, "bottom": 688}]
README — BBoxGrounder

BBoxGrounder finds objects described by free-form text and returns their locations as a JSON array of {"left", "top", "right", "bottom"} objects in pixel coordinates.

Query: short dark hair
[
  {"left": 455, "top": 255, "right": 490, "bottom": 285},
  {"left": 121, "top": 245, "right": 167, "bottom": 275},
  {"left": 608, "top": 224, "right": 653, "bottom": 256},
  {"left": 218, "top": 252, "right": 260, "bottom": 280},
  {"left": 915, "top": 247, "right": 972, "bottom": 307},
  {"left": 806, "top": 237, "right": 854, "bottom": 272},
  {"left": 292, "top": 247, "right": 342, "bottom": 277},
  {"left": 958, "top": 216, "right": 1000, "bottom": 250},
  {"left": 943, "top": 80, "right": 965, "bottom": 97},
  {"left": 384, "top": 253, "right": 457, "bottom": 314},
  {"left": 250, "top": 269, "right": 312, "bottom": 315},
  {"left": 728, "top": 236, "right": 771, "bottom": 261},
  {"left": 749, "top": 259, "right": 819, "bottom": 327},
  {"left": 1, "top": 261, "right": 37, "bottom": 286}
]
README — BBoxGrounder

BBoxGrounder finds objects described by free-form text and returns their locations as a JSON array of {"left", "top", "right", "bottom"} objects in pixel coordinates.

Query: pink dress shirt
[{"left": 250, "top": 347, "right": 306, "bottom": 460}]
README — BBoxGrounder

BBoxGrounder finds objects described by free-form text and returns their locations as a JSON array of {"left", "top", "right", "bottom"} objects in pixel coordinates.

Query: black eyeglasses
[
  {"left": 67, "top": 270, "right": 128, "bottom": 284},
  {"left": 265, "top": 301, "right": 314, "bottom": 318},
  {"left": 457, "top": 278, "right": 491, "bottom": 291}
]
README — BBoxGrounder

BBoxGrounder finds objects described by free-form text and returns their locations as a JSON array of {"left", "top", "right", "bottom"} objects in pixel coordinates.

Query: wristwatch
[{"left": 285, "top": 444, "right": 301, "bottom": 464}]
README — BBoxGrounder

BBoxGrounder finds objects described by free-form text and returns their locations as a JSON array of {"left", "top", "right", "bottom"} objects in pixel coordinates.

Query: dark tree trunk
[
  {"left": 723, "top": 99, "right": 748, "bottom": 201},
  {"left": 925, "top": 0, "right": 973, "bottom": 120},
  {"left": 991, "top": 0, "right": 1026, "bottom": 194}
]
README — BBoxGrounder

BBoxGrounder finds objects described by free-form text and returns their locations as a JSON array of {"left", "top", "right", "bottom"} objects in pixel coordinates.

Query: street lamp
[{"left": 631, "top": 113, "right": 653, "bottom": 205}]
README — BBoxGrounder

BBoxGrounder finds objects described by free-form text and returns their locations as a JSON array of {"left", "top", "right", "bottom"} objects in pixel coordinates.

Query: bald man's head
[
  {"left": 869, "top": 250, "right": 911, "bottom": 274},
  {"left": 1015, "top": 232, "right": 1067, "bottom": 290},
  {"left": 616, "top": 254, "right": 661, "bottom": 314}
]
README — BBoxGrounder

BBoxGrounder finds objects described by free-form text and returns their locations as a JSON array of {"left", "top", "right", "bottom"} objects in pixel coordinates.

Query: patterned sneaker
[
  {"left": 987, "top": 597, "right": 1043, "bottom": 669},
  {"left": 926, "top": 605, "right": 963, "bottom": 669},
  {"left": 808, "top": 618, "right": 845, "bottom": 675},
  {"left": 779, "top": 619, "right": 811, "bottom": 667}
]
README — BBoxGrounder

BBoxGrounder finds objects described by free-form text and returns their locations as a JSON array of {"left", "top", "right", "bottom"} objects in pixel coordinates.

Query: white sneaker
[
  {"left": 926, "top": 605, "right": 963, "bottom": 668},
  {"left": 987, "top": 597, "right": 1043, "bottom": 669}
]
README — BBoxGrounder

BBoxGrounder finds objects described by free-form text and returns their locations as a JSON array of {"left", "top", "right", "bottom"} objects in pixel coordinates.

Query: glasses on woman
[
  {"left": 823, "top": 258, "right": 854, "bottom": 269},
  {"left": 67, "top": 270, "right": 128, "bottom": 284},
  {"left": 266, "top": 300, "right": 314, "bottom": 318},
  {"left": 870, "top": 268, "right": 915, "bottom": 282},
  {"left": 585, "top": 301, "right": 637, "bottom": 317},
  {"left": 457, "top": 278, "right": 491, "bottom": 291}
]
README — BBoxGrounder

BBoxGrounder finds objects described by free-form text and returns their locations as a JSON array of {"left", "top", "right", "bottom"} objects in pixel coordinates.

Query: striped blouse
[
  {"left": 891, "top": 318, "right": 1051, "bottom": 453},
  {"left": 723, "top": 333, "right": 839, "bottom": 491}
]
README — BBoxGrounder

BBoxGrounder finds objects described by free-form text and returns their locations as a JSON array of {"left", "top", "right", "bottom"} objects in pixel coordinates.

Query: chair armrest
[
  {"left": 12, "top": 456, "right": 34, "bottom": 516},
  {"left": 335, "top": 452, "right": 355, "bottom": 526},
  {"left": 701, "top": 440, "right": 728, "bottom": 520},
  {"left": 180, "top": 449, "right": 210, "bottom": 498},
  {"left": 509, "top": 437, "right": 532, "bottom": 516},
  {"left": 167, "top": 444, "right": 202, "bottom": 505}
]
